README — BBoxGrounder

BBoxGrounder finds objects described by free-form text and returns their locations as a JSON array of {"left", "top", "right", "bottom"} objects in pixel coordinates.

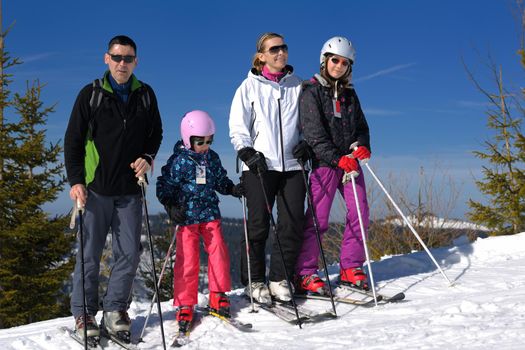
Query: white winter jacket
[{"left": 229, "top": 67, "right": 302, "bottom": 172}]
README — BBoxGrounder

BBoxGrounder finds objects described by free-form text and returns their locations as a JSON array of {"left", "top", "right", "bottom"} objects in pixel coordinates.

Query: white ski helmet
[
  {"left": 320, "top": 36, "right": 356, "bottom": 65},
  {"left": 180, "top": 110, "right": 216, "bottom": 149}
]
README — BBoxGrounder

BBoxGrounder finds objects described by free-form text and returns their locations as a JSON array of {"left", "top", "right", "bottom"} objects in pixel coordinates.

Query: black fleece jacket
[{"left": 64, "top": 73, "right": 163, "bottom": 196}]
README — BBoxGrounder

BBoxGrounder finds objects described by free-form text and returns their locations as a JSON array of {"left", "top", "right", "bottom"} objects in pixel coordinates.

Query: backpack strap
[
  {"left": 140, "top": 83, "right": 151, "bottom": 111},
  {"left": 87, "top": 79, "right": 104, "bottom": 140},
  {"left": 89, "top": 79, "right": 104, "bottom": 110},
  {"left": 86, "top": 79, "right": 152, "bottom": 140}
]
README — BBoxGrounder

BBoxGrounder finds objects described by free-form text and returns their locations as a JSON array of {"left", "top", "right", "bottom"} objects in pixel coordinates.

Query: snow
[
  {"left": 1, "top": 232, "right": 525, "bottom": 350},
  {"left": 385, "top": 215, "right": 490, "bottom": 231}
]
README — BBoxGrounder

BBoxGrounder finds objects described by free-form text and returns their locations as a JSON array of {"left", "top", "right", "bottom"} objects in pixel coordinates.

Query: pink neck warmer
[{"left": 262, "top": 65, "right": 285, "bottom": 82}]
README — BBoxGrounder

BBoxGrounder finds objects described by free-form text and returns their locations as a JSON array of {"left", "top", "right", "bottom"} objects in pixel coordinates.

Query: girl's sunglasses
[
  {"left": 330, "top": 56, "right": 350, "bottom": 67},
  {"left": 193, "top": 138, "right": 213, "bottom": 146}
]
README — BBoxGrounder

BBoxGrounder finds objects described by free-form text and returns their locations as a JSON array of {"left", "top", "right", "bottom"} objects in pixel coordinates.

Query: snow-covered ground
[{"left": 1, "top": 232, "right": 524, "bottom": 350}]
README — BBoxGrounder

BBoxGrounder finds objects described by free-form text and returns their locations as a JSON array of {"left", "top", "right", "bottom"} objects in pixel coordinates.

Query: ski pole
[
  {"left": 251, "top": 156, "right": 302, "bottom": 328},
  {"left": 138, "top": 176, "right": 167, "bottom": 350},
  {"left": 347, "top": 170, "right": 379, "bottom": 306},
  {"left": 74, "top": 199, "right": 88, "bottom": 350},
  {"left": 297, "top": 160, "right": 337, "bottom": 316},
  {"left": 138, "top": 223, "right": 177, "bottom": 342},
  {"left": 362, "top": 163, "right": 453, "bottom": 286},
  {"left": 242, "top": 194, "right": 257, "bottom": 313}
]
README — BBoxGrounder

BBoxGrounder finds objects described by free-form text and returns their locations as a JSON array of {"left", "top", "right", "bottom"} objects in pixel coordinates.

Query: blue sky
[{"left": 3, "top": 0, "right": 522, "bottom": 220}]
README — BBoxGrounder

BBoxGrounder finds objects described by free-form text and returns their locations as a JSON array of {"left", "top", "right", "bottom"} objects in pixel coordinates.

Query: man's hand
[
  {"left": 130, "top": 157, "right": 151, "bottom": 178},
  {"left": 69, "top": 184, "right": 87, "bottom": 208}
]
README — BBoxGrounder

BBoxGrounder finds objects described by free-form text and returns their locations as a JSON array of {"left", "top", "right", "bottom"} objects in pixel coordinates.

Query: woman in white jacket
[{"left": 229, "top": 32, "right": 310, "bottom": 303}]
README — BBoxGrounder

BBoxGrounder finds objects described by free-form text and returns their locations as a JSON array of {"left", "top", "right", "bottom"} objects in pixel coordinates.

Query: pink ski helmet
[{"left": 180, "top": 110, "right": 216, "bottom": 149}]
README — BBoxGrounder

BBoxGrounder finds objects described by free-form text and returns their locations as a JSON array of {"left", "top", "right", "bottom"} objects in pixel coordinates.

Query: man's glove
[
  {"left": 337, "top": 156, "right": 359, "bottom": 173},
  {"left": 165, "top": 204, "right": 186, "bottom": 224},
  {"left": 352, "top": 146, "right": 371, "bottom": 161},
  {"left": 230, "top": 183, "right": 245, "bottom": 198},
  {"left": 292, "top": 140, "right": 314, "bottom": 164},
  {"left": 238, "top": 147, "right": 268, "bottom": 174}
]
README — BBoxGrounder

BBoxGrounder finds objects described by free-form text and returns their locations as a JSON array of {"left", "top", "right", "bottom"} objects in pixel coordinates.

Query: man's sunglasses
[
  {"left": 330, "top": 56, "right": 350, "bottom": 67},
  {"left": 266, "top": 44, "right": 288, "bottom": 55},
  {"left": 108, "top": 54, "right": 136, "bottom": 64}
]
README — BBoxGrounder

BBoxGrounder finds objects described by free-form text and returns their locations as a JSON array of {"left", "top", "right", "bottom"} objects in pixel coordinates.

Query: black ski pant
[{"left": 240, "top": 170, "right": 306, "bottom": 285}]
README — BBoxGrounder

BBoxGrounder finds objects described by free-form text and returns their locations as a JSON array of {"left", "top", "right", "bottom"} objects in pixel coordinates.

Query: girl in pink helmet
[{"left": 156, "top": 110, "right": 244, "bottom": 332}]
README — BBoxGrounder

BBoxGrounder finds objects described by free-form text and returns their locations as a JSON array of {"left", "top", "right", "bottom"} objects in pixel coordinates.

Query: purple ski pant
[{"left": 295, "top": 166, "right": 369, "bottom": 276}]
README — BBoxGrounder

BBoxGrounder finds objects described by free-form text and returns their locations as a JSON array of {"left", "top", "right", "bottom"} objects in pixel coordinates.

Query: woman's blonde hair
[{"left": 251, "top": 32, "right": 284, "bottom": 73}]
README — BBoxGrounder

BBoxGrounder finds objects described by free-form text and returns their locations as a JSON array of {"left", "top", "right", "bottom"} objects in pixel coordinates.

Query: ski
[
  {"left": 195, "top": 306, "right": 254, "bottom": 332},
  {"left": 99, "top": 328, "right": 140, "bottom": 350},
  {"left": 273, "top": 299, "right": 337, "bottom": 320},
  {"left": 170, "top": 312, "right": 202, "bottom": 348},
  {"left": 337, "top": 284, "right": 406, "bottom": 303},
  {"left": 255, "top": 301, "right": 308, "bottom": 324},
  {"left": 171, "top": 329, "right": 191, "bottom": 348},
  {"left": 294, "top": 293, "right": 381, "bottom": 307},
  {"left": 60, "top": 326, "right": 102, "bottom": 349}
]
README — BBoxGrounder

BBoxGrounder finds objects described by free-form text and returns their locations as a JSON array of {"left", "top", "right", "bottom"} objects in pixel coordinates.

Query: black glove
[
  {"left": 165, "top": 204, "right": 186, "bottom": 224},
  {"left": 293, "top": 140, "right": 314, "bottom": 164},
  {"left": 238, "top": 147, "right": 268, "bottom": 174},
  {"left": 230, "top": 183, "right": 245, "bottom": 198}
]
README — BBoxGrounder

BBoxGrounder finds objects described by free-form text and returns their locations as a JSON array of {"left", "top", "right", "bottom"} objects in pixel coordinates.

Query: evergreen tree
[
  {"left": 0, "top": 33, "right": 75, "bottom": 327},
  {"left": 466, "top": 50, "right": 525, "bottom": 235}
]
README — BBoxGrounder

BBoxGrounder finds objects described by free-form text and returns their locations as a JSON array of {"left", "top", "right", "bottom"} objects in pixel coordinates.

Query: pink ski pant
[{"left": 173, "top": 219, "right": 231, "bottom": 306}]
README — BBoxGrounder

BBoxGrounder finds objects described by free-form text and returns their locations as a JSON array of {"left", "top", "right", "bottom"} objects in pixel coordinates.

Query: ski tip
[{"left": 387, "top": 292, "right": 406, "bottom": 302}]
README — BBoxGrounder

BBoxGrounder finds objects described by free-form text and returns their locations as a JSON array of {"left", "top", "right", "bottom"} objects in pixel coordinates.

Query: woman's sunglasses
[{"left": 266, "top": 44, "right": 288, "bottom": 55}]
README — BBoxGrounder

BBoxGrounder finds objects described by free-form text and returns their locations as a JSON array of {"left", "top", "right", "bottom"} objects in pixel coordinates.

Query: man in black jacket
[{"left": 64, "top": 35, "right": 162, "bottom": 342}]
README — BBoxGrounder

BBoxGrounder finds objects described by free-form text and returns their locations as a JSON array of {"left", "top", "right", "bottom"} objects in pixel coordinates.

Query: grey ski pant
[{"left": 70, "top": 190, "right": 143, "bottom": 318}]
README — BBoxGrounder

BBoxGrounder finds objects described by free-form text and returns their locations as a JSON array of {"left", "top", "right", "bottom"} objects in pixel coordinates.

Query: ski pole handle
[
  {"left": 77, "top": 198, "right": 84, "bottom": 212},
  {"left": 137, "top": 175, "right": 147, "bottom": 186},
  {"left": 350, "top": 141, "right": 370, "bottom": 165},
  {"left": 69, "top": 205, "right": 78, "bottom": 229},
  {"left": 342, "top": 150, "right": 360, "bottom": 184},
  {"left": 342, "top": 167, "right": 359, "bottom": 185},
  {"left": 69, "top": 199, "right": 84, "bottom": 229}
]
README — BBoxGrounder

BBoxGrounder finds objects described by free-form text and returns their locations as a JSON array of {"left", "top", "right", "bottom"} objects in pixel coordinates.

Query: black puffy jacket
[{"left": 299, "top": 74, "right": 370, "bottom": 169}]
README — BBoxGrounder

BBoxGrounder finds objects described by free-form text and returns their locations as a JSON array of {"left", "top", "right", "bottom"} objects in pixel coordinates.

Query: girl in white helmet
[
  {"left": 229, "top": 32, "right": 309, "bottom": 304},
  {"left": 294, "top": 36, "right": 372, "bottom": 295},
  {"left": 156, "top": 110, "right": 244, "bottom": 331}
]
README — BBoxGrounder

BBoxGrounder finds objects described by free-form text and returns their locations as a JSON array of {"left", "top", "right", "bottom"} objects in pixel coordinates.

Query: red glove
[
  {"left": 337, "top": 156, "right": 358, "bottom": 173},
  {"left": 353, "top": 146, "right": 371, "bottom": 161}
]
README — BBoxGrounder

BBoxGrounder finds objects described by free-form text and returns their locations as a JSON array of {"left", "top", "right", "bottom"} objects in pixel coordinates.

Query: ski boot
[
  {"left": 75, "top": 314, "right": 100, "bottom": 347},
  {"left": 101, "top": 310, "right": 131, "bottom": 343},
  {"left": 176, "top": 306, "right": 194, "bottom": 334},
  {"left": 296, "top": 274, "right": 327, "bottom": 295},
  {"left": 269, "top": 280, "right": 294, "bottom": 302},
  {"left": 340, "top": 267, "right": 369, "bottom": 291},
  {"left": 209, "top": 292, "right": 231, "bottom": 318}
]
